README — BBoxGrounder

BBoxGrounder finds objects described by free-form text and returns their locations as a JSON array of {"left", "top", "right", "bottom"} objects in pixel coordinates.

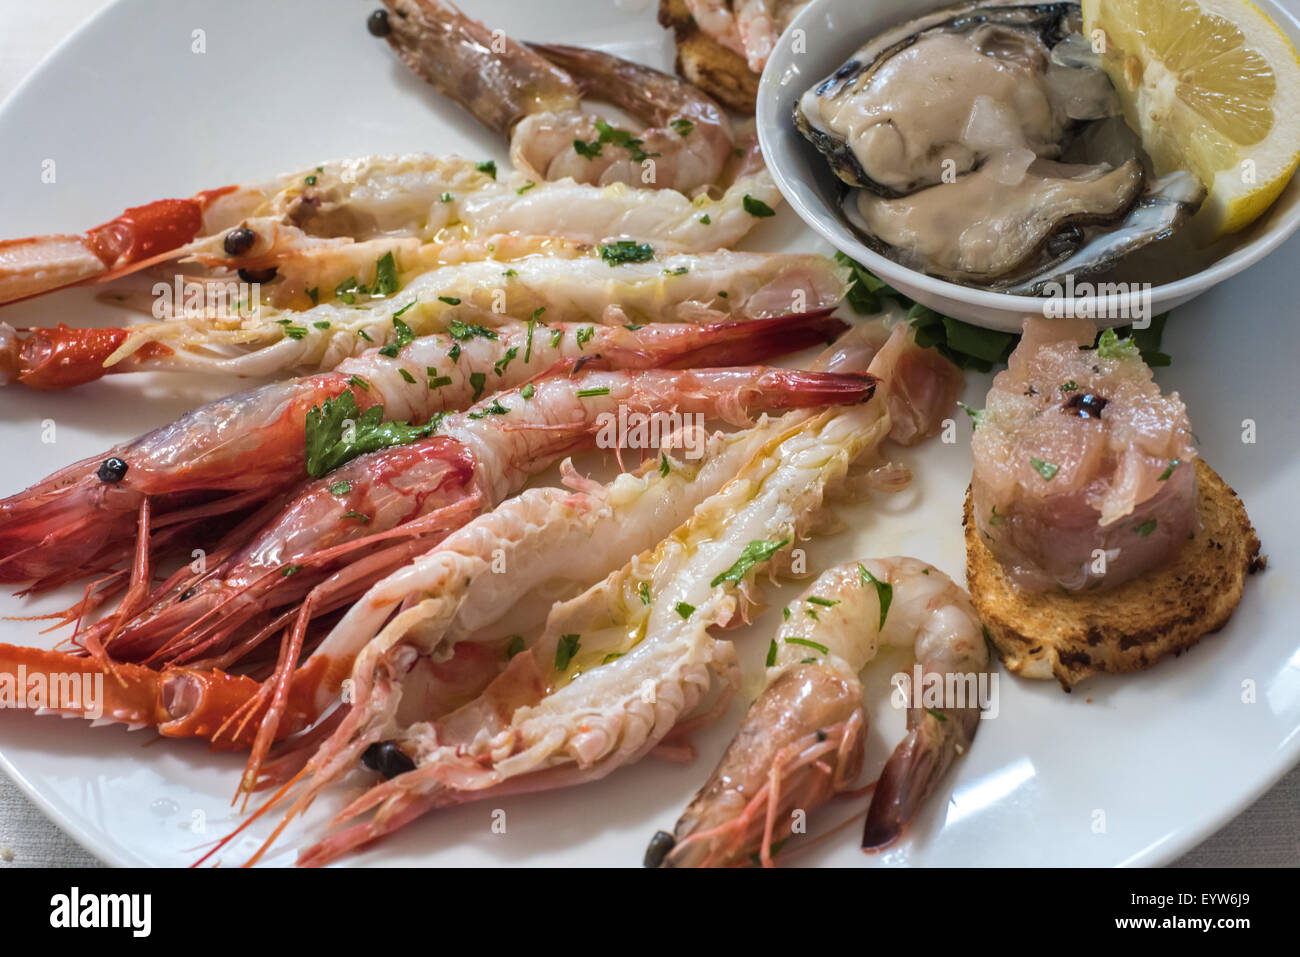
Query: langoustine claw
[
  {"left": 0, "top": 643, "right": 316, "bottom": 748},
  {"left": 0, "top": 189, "right": 234, "bottom": 306}
]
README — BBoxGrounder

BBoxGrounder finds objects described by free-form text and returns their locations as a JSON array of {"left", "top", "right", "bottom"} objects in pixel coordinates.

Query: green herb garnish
[
  {"left": 710, "top": 537, "right": 790, "bottom": 588},
  {"left": 599, "top": 241, "right": 654, "bottom": 266},
  {"left": 742, "top": 194, "right": 775, "bottom": 218},
  {"left": 858, "top": 562, "right": 892, "bottom": 630},
  {"left": 786, "top": 637, "right": 829, "bottom": 655},
  {"left": 1030, "top": 457, "right": 1060, "bottom": 481},
  {"left": 304, "top": 392, "right": 437, "bottom": 478},
  {"left": 674, "top": 601, "right": 695, "bottom": 619},
  {"left": 555, "top": 633, "right": 581, "bottom": 671},
  {"left": 1134, "top": 519, "right": 1158, "bottom": 537}
]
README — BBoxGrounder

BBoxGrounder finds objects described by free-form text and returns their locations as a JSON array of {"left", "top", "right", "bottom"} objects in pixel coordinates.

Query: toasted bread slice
[
  {"left": 965, "top": 458, "right": 1263, "bottom": 690},
  {"left": 659, "top": 0, "right": 759, "bottom": 113}
]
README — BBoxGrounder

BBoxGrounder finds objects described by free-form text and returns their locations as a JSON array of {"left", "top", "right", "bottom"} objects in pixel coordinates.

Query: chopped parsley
[
  {"left": 468, "top": 399, "right": 509, "bottom": 419},
  {"left": 304, "top": 392, "right": 437, "bottom": 478},
  {"left": 428, "top": 375, "right": 452, "bottom": 389},
  {"left": 1030, "top": 457, "right": 1060, "bottom": 481},
  {"left": 659, "top": 454, "right": 670, "bottom": 477},
  {"left": 576, "top": 326, "right": 594, "bottom": 350},
  {"left": 742, "top": 194, "right": 776, "bottom": 218},
  {"left": 670, "top": 117, "right": 694, "bottom": 137},
  {"left": 520, "top": 383, "right": 535, "bottom": 400},
  {"left": 516, "top": 181, "right": 536, "bottom": 195},
  {"left": 505, "top": 635, "right": 525, "bottom": 659},
  {"left": 437, "top": 295, "right": 461, "bottom": 306},
  {"left": 858, "top": 563, "right": 892, "bottom": 630},
  {"left": 370, "top": 252, "right": 400, "bottom": 297},
  {"left": 592, "top": 118, "right": 659, "bottom": 163},
  {"left": 281, "top": 564, "right": 302, "bottom": 576},
  {"left": 470, "top": 371, "right": 486, "bottom": 401},
  {"left": 377, "top": 316, "right": 416, "bottom": 358},
  {"left": 710, "top": 537, "right": 790, "bottom": 588},
  {"left": 766, "top": 640, "right": 778, "bottom": 667},
  {"left": 573, "top": 138, "right": 602, "bottom": 159},
  {"left": 807, "top": 596, "right": 839, "bottom": 608},
  {"left": 327, "top": 480, "right": 352, "bottom": 496},
  {"left": 342, "top": 509, "right": 371, "bottom": 523},
  {"left": 785, "top": 637, "right": 829, "bottom": 655},
  {"left": 398, "top": 368, "right": 416, "bottom": 384},
  {"left": 1134, "top": 519, "right": 1158, "bottom": 537},
  {"left": 494, "top": 347, "right": 518, "bottom": 377},
  {"left": 1158, "top": 459, "right": 1180, "bottom": 481},
  {"left": 555, "top": 633, "right": 581, "bottom": 671},
  {"left": 476, "top": 159, "right": 497, "bottom": 178},
  {"left": 576, "top": 386, "right": 610, "bottom": 398},
  {"left": 639, "top": 582, "right": 651, "bottom": 605},
  {"left": 599, "top": 241, "right": 654, "bottom": 266},
  {"left": 698, "top": 214, "right": 711, "bottom": 225},
  {"left": 448, "top": 319, "right": 498, "bottom": 342},
  {"left": 674, "top": 601, "right": 695, "bottom": 619}
]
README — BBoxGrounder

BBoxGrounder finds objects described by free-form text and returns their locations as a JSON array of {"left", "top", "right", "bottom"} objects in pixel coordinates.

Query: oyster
[
  {"left": 794, "top": 0, "right": 1204, "bottom": 291},
  {"left": 846, "top": 152, "right": 1144, "bottom": 283},
  {"left": 796, "top": 2, "right": 1111, "bottom": 196}
]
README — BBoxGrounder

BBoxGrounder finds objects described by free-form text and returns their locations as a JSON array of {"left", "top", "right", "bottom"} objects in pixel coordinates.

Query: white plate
[{"left": 0, "top": 0, "right": 1297, "bottom": 868}]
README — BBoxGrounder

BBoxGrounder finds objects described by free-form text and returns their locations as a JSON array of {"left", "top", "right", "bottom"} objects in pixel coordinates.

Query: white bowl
[{"left": 757, "top": 0, "right": 1300, "bottom": 331}]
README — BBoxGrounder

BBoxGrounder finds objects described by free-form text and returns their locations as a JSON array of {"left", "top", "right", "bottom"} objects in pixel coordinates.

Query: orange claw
[
  {"left": 5, "top": 324, "right": 175, "bottom": 390},
  {"left": 0, "top": 642, "right": 321, "bottom": 750},
  {"left": 0, "top": 186, "right": 236, "bottom": 306}
]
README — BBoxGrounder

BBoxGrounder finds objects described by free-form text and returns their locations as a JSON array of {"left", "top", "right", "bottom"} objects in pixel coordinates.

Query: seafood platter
[{"left": 0, "top": 0, "right": 1296, "bottom": 868}]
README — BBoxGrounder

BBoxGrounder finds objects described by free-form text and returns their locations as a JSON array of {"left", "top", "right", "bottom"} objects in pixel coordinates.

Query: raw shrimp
[
  {"left": 3, "top": 360, "right": 871, "bottom": 761},
  {"left": 224, "top": 389, "right": 858, "bottom": 795},
  {"left": 0, "top": 153, "right": 494, "bottom": 307},
  {"left": 3, "top": 247, "right": 848, "bottom": 388},
  {"left": 0, "top": 134, "right": 783, "bottom": 312},
  {"left": 657, "top": 558, "right": 989, "bottom": 868},
  {"left": 376, "top": 0, "right": 733, "bottom": 193},
  {"left": 223, "top": 321, "right": 955, "bottom": 865},
  {"left": 0, "top": 310, "right": 838, "bottom": 591}
]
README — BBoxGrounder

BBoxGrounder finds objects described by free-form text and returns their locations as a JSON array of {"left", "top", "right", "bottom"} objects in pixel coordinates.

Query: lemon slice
[{"left": 1082, "top": 0, "right": 1300, "bottom": 239}]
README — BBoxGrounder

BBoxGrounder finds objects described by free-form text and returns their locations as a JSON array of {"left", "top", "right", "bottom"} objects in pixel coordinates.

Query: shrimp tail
[
  {"left": 860, "top": 706, "right": 980, "bottom": 850},
  {"left": 649, "top": 312, "right": 846, "bottom": 370},
  {"left": 377, "top": 0, "right": 579, "bottom": 135}
]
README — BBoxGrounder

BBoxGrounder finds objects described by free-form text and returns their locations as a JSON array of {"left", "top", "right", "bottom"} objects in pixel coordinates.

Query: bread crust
[
  {"left": 658, "top": 0, "right": 759, "bottom": 113},
  {"left": 965, "top": 458, "right": 1263, "bottom": 690}
]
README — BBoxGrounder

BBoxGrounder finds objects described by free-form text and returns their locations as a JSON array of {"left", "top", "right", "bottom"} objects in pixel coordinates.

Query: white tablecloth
[{"left": 0, "top": 0, "right": 1296, "bottom": 869}]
